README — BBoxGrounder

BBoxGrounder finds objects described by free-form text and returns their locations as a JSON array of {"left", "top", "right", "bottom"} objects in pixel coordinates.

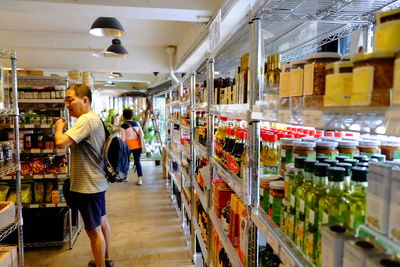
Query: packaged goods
[
  {"left": 0, "top": 186, "right": 9, "bottom": 202},
  {"left": 348, "top": 167, "right": 368, "bottom": 230},
  {"left": 352, "top": 51, "right": 395, "bottom": 106},
  {"left": 366, "top": 163, "right": 392, "bottom": 234},
  {"left": 336, "top": 163, "right": 352, "bottom": 192},
  {"left": 269, "top": 181, "right": 284, "bottom": 225},
  {"left": 237, "top": 200, "right": 248, "bottom": 265},
  {"left": 374, "top": 8, "right": 400, "bottom": 51},
  {"left": 34, "top": 182, "right": 44, "bottom": 203},
  {"left": 290, "top": 60, "right": 306, "bottom": 109},
  {"left": 389, "top": 168, "right": 400, "bottom": 243},
  {"left": 380, "top": 140, "right": 400, "bottom": 161},
  {"left": 338, "top": 141, "right": 360, "bottom": 159},
  {"left": 324, "top": 61, "right": 353, "bottom": 106},
  {"left": 45, "top": 182, "right": 54, "bottom": 203},
  {"left": 316, "top": 141, "right": 339, "bottom": 159},
  {"left": 359, "top": 140, "right": 381, "bottom": 158},
  {"left": 279, "top": 63, "right": 291, "bottom": 108},
  {"left": 228, "top": 194, "right": 239, "bottom": 247},
  {"left": 321, "top": 223, "right": 352, "bottom": 267},
  {"left": 212, "top": 181, "right": 233, "bottom": 218},
  {"left": 262, "top": 134, "right": 279, "bottom": 174},
  {"left": 293, "top": 141, "right": 316, "bottom": 160},
  {"left": 260, "top": 175, "right": 280, "bottom": 212},
  {"left": 343, "top": 238, "right": 385, "bottom": 267},
  {"left": 279, "top": 138, "right": 297, "bottom": 176},
  {"left": 51, "top": 190, "right": 60, "bottom": 204}
]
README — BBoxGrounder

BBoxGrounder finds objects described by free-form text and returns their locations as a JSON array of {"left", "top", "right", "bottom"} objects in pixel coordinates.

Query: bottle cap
[
  {"left": 357, "top": 162, "right": 369, "bottom": 168},
  {"left": 336, "top": 156, "right": 349, "bottom": 162},
  {"left": 359, "top": 140, "right": 381, "bottom": 147},
  {"left": 334, "top": 132, "right": 343, "bottom": 138},
  {"left": 285, "top": 163, "right": 295, "bottom": 172},
  {"left": 316, "top": 130, "right": 324, "bottom": 135},
  {"left": 314, "top": 134, "right": 323, "bottom": 138},
  {"left": 336, "top": 162, "right": 352, "bottom": 176},
  {"left": 294, "top": 157, "right": 306, "bottom": 168},
  {"left": 259, "top": 174, "right": 281, "bottom": 182},
  {"left": 354, "top": 155, "right": 369, "bottom": 161},
  {"left": 371, "top": 154, "right": 386, "bottom": 162},
  {"left": 368, "top": 158, "right": 379, "bottom": 163},
  {"left": 328, "top": 167, "right": 345, "bottom": 182},
  {"left": 314, "top": 163, "right": 330, "bottom": 177},
  {"left": 338, "top": 140, "right": 359, "bottom": 148},
  {"left": 317, "top": 155, "right": 329, "bottom": 162},
  {"left": 303, "top": 129, "right": 310, "bottom": 135},
  {"left": 345, "top": 133, "right": 354, "bottom": 137},
  {"left": 284, "top": 134, "right": 295, "bottom": 138},
  {"left": 326, "top": 131, "right": 334, "bottom": 137},
  {"left": 323, "top": 159, "right": 339, "bottom": 166},
  {"left": 302, "top": 137, "right": 321, "bottom": 142},
  {"left": 304, "top": 160, "right": 317, "bottom": 173},
  {"left": 293, "top": 141, "right": 316, "bottom": 149},
  {"left": 316, "top": 141, "right": 339, "bottom": 148},
  {"left": 268, "top": 134, "right": 277, "bottom": 143},
  {"left": 270, "top": 181, "right": 285, "bottom": 190},
  {"left": 351, "top": 167, "right": 368, "bottom": 182},
  {"left": 344, "top": 159, "right": 359, "bottom": 166},
  {"left": 280, "top": 138, "right": 297, "bottom": 145},
  {"left": 309, "top": 129, "right": 316, "bottom": 136},
  {"left": 277, "top": 133, "right": 285, "bottom": 140}
]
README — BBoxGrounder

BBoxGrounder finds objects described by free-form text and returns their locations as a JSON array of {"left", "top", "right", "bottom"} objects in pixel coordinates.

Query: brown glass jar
[
  {"left": 358, "top": 140, "right": 381, "bottom": 158},
  {"left": 293, "top": 141, "right": 316, "bottom": 160},
  {"left": 380, "top": 141, "right": 400, "bottom": 161},
  {"left": 352, "top": 51, "right": 395, "bottom": 106},
  {"left": 338, "top": 140, "right": 360, "bottom": 159},
  {"left": 316, "top": 141, "right": 339, "bottom": 159}
]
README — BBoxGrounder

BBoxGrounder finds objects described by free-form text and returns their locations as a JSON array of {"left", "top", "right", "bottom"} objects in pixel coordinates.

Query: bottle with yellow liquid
[{"left": 347, "top": 167, "right": 368, "bottom": 231}]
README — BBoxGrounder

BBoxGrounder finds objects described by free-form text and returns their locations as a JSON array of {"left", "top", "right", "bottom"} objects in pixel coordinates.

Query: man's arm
[{"left": 54, "top": 119, "right": 75, "bottom": 149}]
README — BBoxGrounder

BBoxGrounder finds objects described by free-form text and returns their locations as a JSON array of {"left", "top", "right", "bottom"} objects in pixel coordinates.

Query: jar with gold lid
[{"left": 375, "top": 8, "right": 400, "bottom": 51}]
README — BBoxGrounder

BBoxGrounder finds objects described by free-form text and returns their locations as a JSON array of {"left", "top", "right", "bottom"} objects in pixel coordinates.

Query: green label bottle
[{"left": 347, "top": 167, "right": 368, "bottom": 231}]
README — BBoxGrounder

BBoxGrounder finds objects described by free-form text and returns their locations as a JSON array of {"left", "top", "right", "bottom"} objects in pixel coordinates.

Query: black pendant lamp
[
  {"left": 102, "top": 38, "right": 129, "bottom": 58},
  {"left": 90, "top": 17, "right": 125, "bottom": 37}
]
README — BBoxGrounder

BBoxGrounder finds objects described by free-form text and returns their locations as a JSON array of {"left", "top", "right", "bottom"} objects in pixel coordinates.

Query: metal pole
[
  {"left": 68, "top": 208, "right": 73, "bottom": 249},
  {"left": 11, "top": 53, "right": 24, "bottom": 267},
  {"left": 249, "top": 16, "right": 263, "bottom": 108}
]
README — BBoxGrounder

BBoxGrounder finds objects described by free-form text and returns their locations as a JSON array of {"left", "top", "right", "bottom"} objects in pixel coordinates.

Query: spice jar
[
  {"left": 352, "top": 51, "right": 395, "bottom": 106},
  {"left": 380, "top": 140, "right": 400, "bottom": 161},
  {"left": 324, "top": 61, "right": 353, "bottom": 106},
  {"left": 338, "top": 140, "right": 360, "bottom": 159},
  {"left": 374, "top": 8, "right": 400, "bottom": 51},
  {"left": 304, "top": 52, "right": 341, "bottom": 108},
  {"left": 280, "top": 138, "right": 297, "bottom": 175},
  {"left": 260, "top": 175, "right": 280, "bottom": 213},
  {"left": 316, "top": 141, "right": 339, "bottom": 159},
  {"left": 358, "top": 140, "right": 381, "bottom": 158},
  {"left": 293, "top": 141, "right": 316, "bottom": 160},
  {"left": 290, "top": 60, "right": 307, "bottom": 109},
  {"left": 269, "top": 180, "right": 285, "bottom": 225},
  {"left": 279, "top": 63, "right": 291, "bottom": 108}
]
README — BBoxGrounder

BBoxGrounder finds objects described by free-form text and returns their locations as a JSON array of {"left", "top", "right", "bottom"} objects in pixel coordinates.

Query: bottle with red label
[
  {"left": 215, "top": 117, "right": 228, "bottom": 162},
  {"left": 222, "top": 127, "right": 236, "bottom": 165}
]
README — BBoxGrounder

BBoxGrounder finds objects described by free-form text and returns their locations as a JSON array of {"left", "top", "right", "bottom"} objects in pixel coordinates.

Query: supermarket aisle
[{"left": 25, "top": 162, "right": 194, "bottom": 267}]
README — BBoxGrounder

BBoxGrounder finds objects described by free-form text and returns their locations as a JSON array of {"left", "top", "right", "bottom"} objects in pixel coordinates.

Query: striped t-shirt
[{"left": 65, "top": 112, "right": 109, "bottom": 194}]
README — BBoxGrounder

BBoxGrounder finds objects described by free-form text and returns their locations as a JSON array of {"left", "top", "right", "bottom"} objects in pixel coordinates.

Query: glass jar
[
  {"left": 324, "top": 61, "right": 353, "bottom": 107},
  {"left": 338, "top": 140, "right": 360, "bottom": 159},
  {"left": 293, "top": 141, "right": 316, "bottom": 160},
  {"left": 260, "top": 174, "right": 280, "bottom": 213},
  {"left": 304, "top": 52, "right": 341, "bottom": 108},
  {"left": 284, "top": 163, "right": 295, "bottom": 199},
  {"left": 380, "top": 140, "right": 400, "bottom": 161},
  {"left": 358, "top": 140, "right": 381, "bottom": 158},
  {"left": 269, "top": 180, "right": 285, "bottom": 225},
  {"left": 280, "top": 138, "right": 297, "bottom": 175},
  {"left": 394, "top": 48, "right": 400, "bottom": 105},
  {"left": 352, "top": 51, "right": 395, "bottom": 106},
  {"left": 290, "top": 60, "right": 307, "bottom": 109},
  {"left": 279, "top": 63, "right": 291, "bottom": 108},
  {"left": 3, "top": 142, "right": 12, "bottom": 160},
  {"left": 316, "top": 141, "right": 339, "bottom": 159},
  {"left": 374, "top": 8, "right": 400, "bottom": 51}
]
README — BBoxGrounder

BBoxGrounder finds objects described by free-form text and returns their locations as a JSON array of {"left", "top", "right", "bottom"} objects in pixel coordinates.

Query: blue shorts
[{"left": 70, "top": 191, "right": 106, "bottom": 230}]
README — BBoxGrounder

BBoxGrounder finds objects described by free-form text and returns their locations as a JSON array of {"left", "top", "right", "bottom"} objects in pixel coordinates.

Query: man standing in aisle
[{"left": 54, "top": 84, "right": 113, "bottom": 267}]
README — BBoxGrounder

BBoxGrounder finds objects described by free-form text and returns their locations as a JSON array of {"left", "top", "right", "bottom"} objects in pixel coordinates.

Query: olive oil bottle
[{"left": 347, "top": 167, "right": 368, "bottom": 231}]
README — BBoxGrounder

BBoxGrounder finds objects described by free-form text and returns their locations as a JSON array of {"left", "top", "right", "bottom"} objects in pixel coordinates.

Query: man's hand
[{"left": 55, "top": 119, "right": 66, "bottom": 131}]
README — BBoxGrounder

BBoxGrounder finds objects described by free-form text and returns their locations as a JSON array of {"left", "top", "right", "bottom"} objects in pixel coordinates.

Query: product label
[
  {"left": 300, "top": 199, "right": 305, "bottom": 212},
  {"left": 317, "top": 152, "right": 339, "bottom": 159},
  {"left": 360, "top": 151, "right": 380, "bottom": 158},
  {"left": 303, "top": 64, "right": 314, "bottom": 95},
  {"left": 290, "top": 69, "right": 304, "bottom": 96},
  {"left": 226, "top": 154, "right": 240, "bottom": 175},
  {"left": 323, "top": 212, "right": 329, "bottom": 224},
  {"left": 340, "top": 152, "right": 360, "bottom": 159},
  {"left": 279, "top": 72, "right": 291, "bottom": 97},
  {"left": 293, "top": 153, "right": 316, "bottom": 160},
  {"left": 350, "top": 214, "right": 365, "bottom": 231},
  {"left": 290, "top": 194, "right": 296, "bottom": 207},
  {"left": 264, "top": 165, "right": 279, "bottom": 175},
  {"left": 281, "top": 148, "right": 286, "bottom": 158},
  {"left": 351, "top": 66, "right": 374, "bottom": 106},
  {"left": 271, "top": 196, "right": 282, "bottom": 225},
  {"left": 393, "top": 150, "right": 400, "bottom": 160},
  {"left": 287, "top": 213, "right": 295, "bottom": 240}
]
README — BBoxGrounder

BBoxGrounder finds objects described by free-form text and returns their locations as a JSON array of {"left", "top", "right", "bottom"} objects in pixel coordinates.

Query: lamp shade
[
  {"left": 89, "top": 17, "right": 125, "bottom": 37},
  {"left": 103, "top": 38, "right": 129, "bottom": 58}
]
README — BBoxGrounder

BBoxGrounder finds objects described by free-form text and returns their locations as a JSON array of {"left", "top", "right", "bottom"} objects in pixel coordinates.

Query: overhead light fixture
[
  {"left": 89, "top": 17, "right": 125, "bottom": 37},
  {"left": 101, "top": 39, "right": 129, "bottom": 58}
]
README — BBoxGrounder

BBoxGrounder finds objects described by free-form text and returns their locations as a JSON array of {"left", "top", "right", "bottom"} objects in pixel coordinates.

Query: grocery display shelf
[
  {"left": 251, "top": 106, "right": 400, "bottom": 136},
  {"left": 181, "top": 124, "right": 191, "bottom": 131},
  {"left": 211, "top": 158, "right": 245, "bottom": 203},
  {"left": 357, "top": 225, "right": 400, "bottom": 255},
  {"left": 19, "top": 99, "right": 65, "bottom": 104},
  {"left": 193, "top": 179, "right": 207, "bottom": 211},
  {"left": 23, "top": 203, "right": 68, "bottom": 209},
  {"left": 181, "top": 169, "right": 190, "bottom": 182},
  {"left": 21, "top": 148, "right": 67, "bottom": 155},
  {"left": 209, "top": 209, "right": 244, "bottom": 267},
  {"left": 210, "top": 104, "right": 249, "bottom": 121},
  {"left": 4, "top": 174, "right": 68, "bottom": 180},
  {"left": 193, "top": 141, "right": 207, "bottom": 156},
  {"left": 0, "top": 109, "right": 16, "bottom": 117},
  {"left": 24, "top": 223, "right": 82, "bottom": 248},
  {"left": 0, "top": 162, "right": 18, "bottom": 178},
  {"left": 251, "top": 207, "right": 314, "bottom": 267},
  {"left": 19, "top": 124, "right": 53, "bottom": 129},
  {"left": 171, "top": 196, "right": 183, "bottom": 223},
  {"left": 182, "top": 192, "right": 192, "bottom": 219},
  {"left": 169, "top": 170, "right": 182, "bottom": 192},
  {"left": 193, "top": 216, "right": 208, "bottom": 261},
  {"left": 193, "top": 103, "right": 208, "bottom": 112},
  {"left": 0, "top": 220, "right": 19, "bottom": 242}
]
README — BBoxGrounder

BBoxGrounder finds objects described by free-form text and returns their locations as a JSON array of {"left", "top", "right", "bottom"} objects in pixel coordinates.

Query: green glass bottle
[
  {"left": 347, "top": 167, "right": 368, "bottom": 231},
  {"left": 303, "top": 163, "right": 329, "bottom": 263},
  {"left": 282, "top": 163, "right": 295, "bottom": 235},
  {"left": 287, "top": 157, "right": 305, "bottom": 241},
  {"left": 294, "top": 159, "right": 316, "bottom": 250},
  {"left": 336, "top": 162, "right": 352, "bottom": 194},
  {"left": 318, "top": 167, "right": 350, "bottom": 265}
]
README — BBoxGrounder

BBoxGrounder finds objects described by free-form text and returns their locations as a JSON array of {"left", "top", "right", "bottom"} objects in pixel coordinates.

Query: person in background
[
  {"left": 120, "top": 109, "right": 144, "bottom": 185},
  {"left": 54, "top": 84, "right": 112, "bottom": 267}
]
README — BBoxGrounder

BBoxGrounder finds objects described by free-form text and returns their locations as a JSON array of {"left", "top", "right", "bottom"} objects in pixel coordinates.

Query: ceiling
[{"left": 0, "top": 0, "right": 228, "bottom": 92}]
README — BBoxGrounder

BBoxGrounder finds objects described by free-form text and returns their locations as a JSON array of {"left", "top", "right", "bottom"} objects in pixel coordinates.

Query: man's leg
[
  {"left": 101, "top": 215, "right": 111, "bottom": 260},
  {"left": 86, "top": 226, "right": 106, "bottom": 267}
]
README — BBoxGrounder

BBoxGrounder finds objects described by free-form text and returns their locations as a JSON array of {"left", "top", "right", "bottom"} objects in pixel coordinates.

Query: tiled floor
[{"left": 25, "top": 162, "right": 194, "bottom": 267}]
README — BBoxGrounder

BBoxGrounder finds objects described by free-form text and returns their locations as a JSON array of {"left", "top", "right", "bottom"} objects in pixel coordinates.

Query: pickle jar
[
  {"left": 324, "top": 61, "right": 354, "bottom": 107},
  {"left": 380, "top": 140, "right": 400, "bottom": 161},
  {"left": 338, "top": 140, "right": 360, "bottom": 159},
  {"left": 269, "top": 180, "right": 285, "bottom": 225},
  {"left": 280, "top": 138, "right": 297, "bottom": 175},
  {"left": 352, "top": 51, "right": 395, "bottom": 107},
  {"left": 316, "top": 141, "right": 339, "bottom": 159},
  {"left": 290, "top": 60, "right": 307, "bottom": 109},
  {"left": 260, "top": 174, "right": 281, "bottom": 213},
  {"left": 304, "top": 52, "right": 341, "bottom": 108},
  {"left": 358, "top": 140, "right": 381, "bottom": 158},
  {"left": 293, "top": 141, "right": 316, "bottom": 160}
]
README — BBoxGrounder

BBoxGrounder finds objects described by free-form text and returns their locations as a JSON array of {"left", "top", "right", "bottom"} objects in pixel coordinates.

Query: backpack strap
[{"left": 101, "top": 120, "right": 110, "bottom": 139}]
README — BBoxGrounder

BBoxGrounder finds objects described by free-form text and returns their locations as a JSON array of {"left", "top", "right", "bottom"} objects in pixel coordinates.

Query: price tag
[
  {"left": 267, "top": 233, "right": 280, "bottom": 254},
  {"left": 44, "top": 174, "right": 56, "bottom": 179},
  {"left": 30, "top": 204, "right": 40, "bottom": 208},
  {"left": 280, "top": 248, "right": 296, "bottom": 267},
  {"left": 30, "top": 149, "right": 41, "bottom": 154},
  {"left": 302, "top": 110, "right": 324, "bottom": 128},
  {"left": 57, "top": 203, "right": 67, "bottom": 207},
  {"left": 23, "top": 124, "right": 34, "bottom": 128},
  {"left": 385, "top": 109, "right": 400, "bottom": 136},
  {"left": 33, "top": 175, "right": 43, "bottom": 179},
  {"left": 56, "top": 149, "right": 67, "bottom": 154},
  {"left": 40, "top": 124, "right": 51, "bottom": 129},
  {"left": 46, "top": 204, "right": 56, "bottom": 208}
]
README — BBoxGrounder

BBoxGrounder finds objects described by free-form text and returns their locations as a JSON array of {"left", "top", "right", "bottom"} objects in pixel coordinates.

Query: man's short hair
[
  {"left": 123, "top": 109, "right": 133, "bottom": 120},
  {"left": 68, "top": 84, "right": 92, "bottom": 103}
]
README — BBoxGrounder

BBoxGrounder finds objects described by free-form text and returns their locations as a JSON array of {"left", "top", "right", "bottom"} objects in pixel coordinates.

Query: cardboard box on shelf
[
  {"left": 237, "top": 200, "right": 248, "bottom": 265},
  {"left": 228, "top": 194, "right": 239, "bottom": 248},
  {"left": 212, "top": 181, "right": 233, "bottom": 218}
]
